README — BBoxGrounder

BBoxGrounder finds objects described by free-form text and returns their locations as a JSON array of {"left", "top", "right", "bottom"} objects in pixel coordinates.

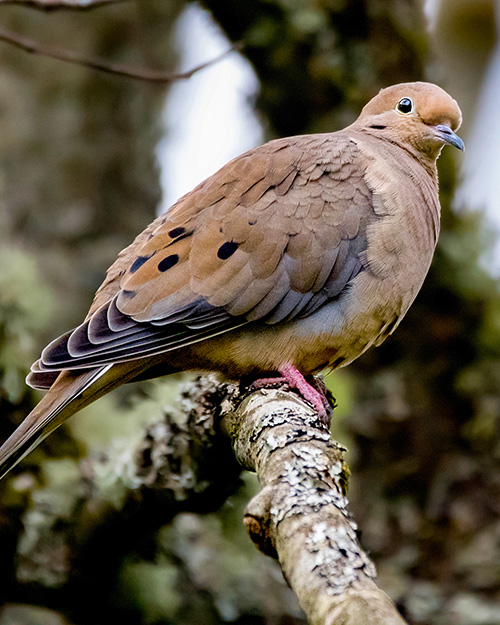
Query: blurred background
[{"left": 0, "top": 0, "right": 500, "bottom": 623}]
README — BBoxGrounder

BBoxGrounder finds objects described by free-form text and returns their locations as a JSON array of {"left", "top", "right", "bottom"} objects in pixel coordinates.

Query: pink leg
[{"left": 250, "top": 364, "right": 331, "bottom": 419}]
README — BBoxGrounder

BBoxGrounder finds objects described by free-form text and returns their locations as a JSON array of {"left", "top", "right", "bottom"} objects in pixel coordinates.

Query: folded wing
[{"left": 29, "top": 133, "right": 374, "bottom": 389}]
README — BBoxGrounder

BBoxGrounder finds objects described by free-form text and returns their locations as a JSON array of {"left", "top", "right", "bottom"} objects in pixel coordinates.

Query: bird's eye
[{"left": 396, "top": 97, "right": 414, "bottom": 114}]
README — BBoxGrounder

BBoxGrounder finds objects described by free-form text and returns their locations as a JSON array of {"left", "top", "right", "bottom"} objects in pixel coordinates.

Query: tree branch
[
  {"left": 222, "top": 385, "right": 409, "bottom": 625},
  {"left": 0, "top": 0, "right": 126, "bottom": 10},
  {"left": 14, "top": 376, "right": 408, "bottom": 623},
  {"left": 0, "top": 25, "right": 240, "bottom": 82}
]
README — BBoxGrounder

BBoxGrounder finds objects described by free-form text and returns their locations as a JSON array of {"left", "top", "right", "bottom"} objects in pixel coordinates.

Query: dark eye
[{"left": 396, "top": 97, "right": 414, "bottom": 114}]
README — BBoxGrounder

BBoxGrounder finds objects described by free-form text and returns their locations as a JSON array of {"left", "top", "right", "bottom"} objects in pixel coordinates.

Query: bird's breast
[{"left": 357, "top": 137, "right": 440, "bottom": 292}]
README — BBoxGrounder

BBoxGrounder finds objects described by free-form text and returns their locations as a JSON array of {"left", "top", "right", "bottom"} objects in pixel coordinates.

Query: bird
[{"left": 0, "top": 82, "right": 464, "bottom": 479}]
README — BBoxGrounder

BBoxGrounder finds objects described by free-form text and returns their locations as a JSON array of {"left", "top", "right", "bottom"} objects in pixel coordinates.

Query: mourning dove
[{"left": 0, "top": 82, "right": 463, "bottom": 478}]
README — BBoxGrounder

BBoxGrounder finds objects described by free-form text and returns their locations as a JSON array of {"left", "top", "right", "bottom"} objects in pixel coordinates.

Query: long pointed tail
[{"left": 0, "top": 359, "right": 151, "bottom": 480}]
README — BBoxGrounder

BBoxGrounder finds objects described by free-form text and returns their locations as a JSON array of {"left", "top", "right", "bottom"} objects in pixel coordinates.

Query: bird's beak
[{"left": 434, "top": 124, "right": 465, "bottom": 151}]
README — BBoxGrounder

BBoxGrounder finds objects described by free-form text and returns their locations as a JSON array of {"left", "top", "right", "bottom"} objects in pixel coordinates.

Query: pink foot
[{"left": 250, "top": 364, "right": 331, "bottom": 420}]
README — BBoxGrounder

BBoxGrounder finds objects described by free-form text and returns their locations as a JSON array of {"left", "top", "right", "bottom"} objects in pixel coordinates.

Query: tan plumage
[{"left": 0, "top": 82, "right": 463, "bottom": 478}]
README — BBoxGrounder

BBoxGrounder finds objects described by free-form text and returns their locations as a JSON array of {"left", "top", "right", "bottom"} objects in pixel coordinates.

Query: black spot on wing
[
  {"left": 168, "top": 227, "right": 186, "bottom": 238},
  {"left": 217, "top": 241, "right": 238, "bottom": 260},
  {"left": 158, "top": 254, "right": 179, "bottom": 272},
  {"left": 130, "top": 255, "right": 152, "bottom": 274}
]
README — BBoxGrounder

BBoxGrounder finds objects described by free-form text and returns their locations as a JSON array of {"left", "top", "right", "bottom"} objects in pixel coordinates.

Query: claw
[{"left": 249, "top": 364, "right": 332, "bottom": 422}]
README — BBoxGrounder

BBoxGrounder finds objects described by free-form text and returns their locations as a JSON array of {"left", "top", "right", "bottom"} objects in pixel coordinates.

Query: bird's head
[{"left": 355, "top": 82, "right": 464, "bottom": 159}]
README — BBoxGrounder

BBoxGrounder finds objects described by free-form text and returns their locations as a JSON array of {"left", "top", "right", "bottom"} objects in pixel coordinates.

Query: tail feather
[
  {"left": 0, "top": 359, "right": 154, "bottom": 479},
  {"left": 26, "top": 366, "right": 65, "bottom": 391}
]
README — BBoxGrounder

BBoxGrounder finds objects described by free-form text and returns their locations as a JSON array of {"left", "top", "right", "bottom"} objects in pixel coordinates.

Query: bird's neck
[{"left": 356, "top": 127, "right": 439, "bottom": 182}]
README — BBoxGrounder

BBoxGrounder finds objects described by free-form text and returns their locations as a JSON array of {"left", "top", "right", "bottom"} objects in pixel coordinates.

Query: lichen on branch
[{"left": 221, "top": 385, "right": 408, "bottom": 625}]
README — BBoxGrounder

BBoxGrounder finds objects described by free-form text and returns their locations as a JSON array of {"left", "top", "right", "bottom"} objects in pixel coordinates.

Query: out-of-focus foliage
[
  {"left": 1, "top": 1, "right": 500, "bottom": 624},
  {"left": 204, "top": 0, "right": 427, "bottom": 136},
  {"left": 0, "top": 245, "right": 53, "bottom": 403},
  {"left": 0, "top": 0, "right": 184, "bottom": 330},
  {"left": 116, "top": 484, "right": 302, "bottom": 625}
]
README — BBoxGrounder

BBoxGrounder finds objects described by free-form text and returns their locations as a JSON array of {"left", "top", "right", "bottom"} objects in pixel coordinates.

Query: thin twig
[
  {"left": 0, "top": 0, "right": 125, "bottom": 10},
  {"left": 0, "top": 25, "right": 241, "bottom": 82}
]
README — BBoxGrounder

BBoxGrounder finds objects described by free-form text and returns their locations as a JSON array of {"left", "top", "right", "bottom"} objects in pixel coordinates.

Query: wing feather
[{"left": 31, "top": 132, "right": 376, "bottom": 384}]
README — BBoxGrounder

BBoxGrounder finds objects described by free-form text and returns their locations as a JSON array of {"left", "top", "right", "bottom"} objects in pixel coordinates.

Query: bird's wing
[{"left": 29, "top": 133, "right": 375, "bottom": 385}]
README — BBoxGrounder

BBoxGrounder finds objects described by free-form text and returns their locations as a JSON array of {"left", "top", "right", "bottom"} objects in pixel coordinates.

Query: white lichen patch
[
  {"left": 329, "top": 460, "right": 344, "bottom": 477},
  {"left": 305, "top": 522, "right": 377, "bottom": 595}
]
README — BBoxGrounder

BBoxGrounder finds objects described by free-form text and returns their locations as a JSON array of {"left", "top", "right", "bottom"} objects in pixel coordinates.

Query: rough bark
[{"left": 223, "top": 387, "right": 408, "bottom": 625}]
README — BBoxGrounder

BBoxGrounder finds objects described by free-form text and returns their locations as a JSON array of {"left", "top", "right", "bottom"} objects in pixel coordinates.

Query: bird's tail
[{"left": 0, "top": 360, "right": 150, "bottom": 480}]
